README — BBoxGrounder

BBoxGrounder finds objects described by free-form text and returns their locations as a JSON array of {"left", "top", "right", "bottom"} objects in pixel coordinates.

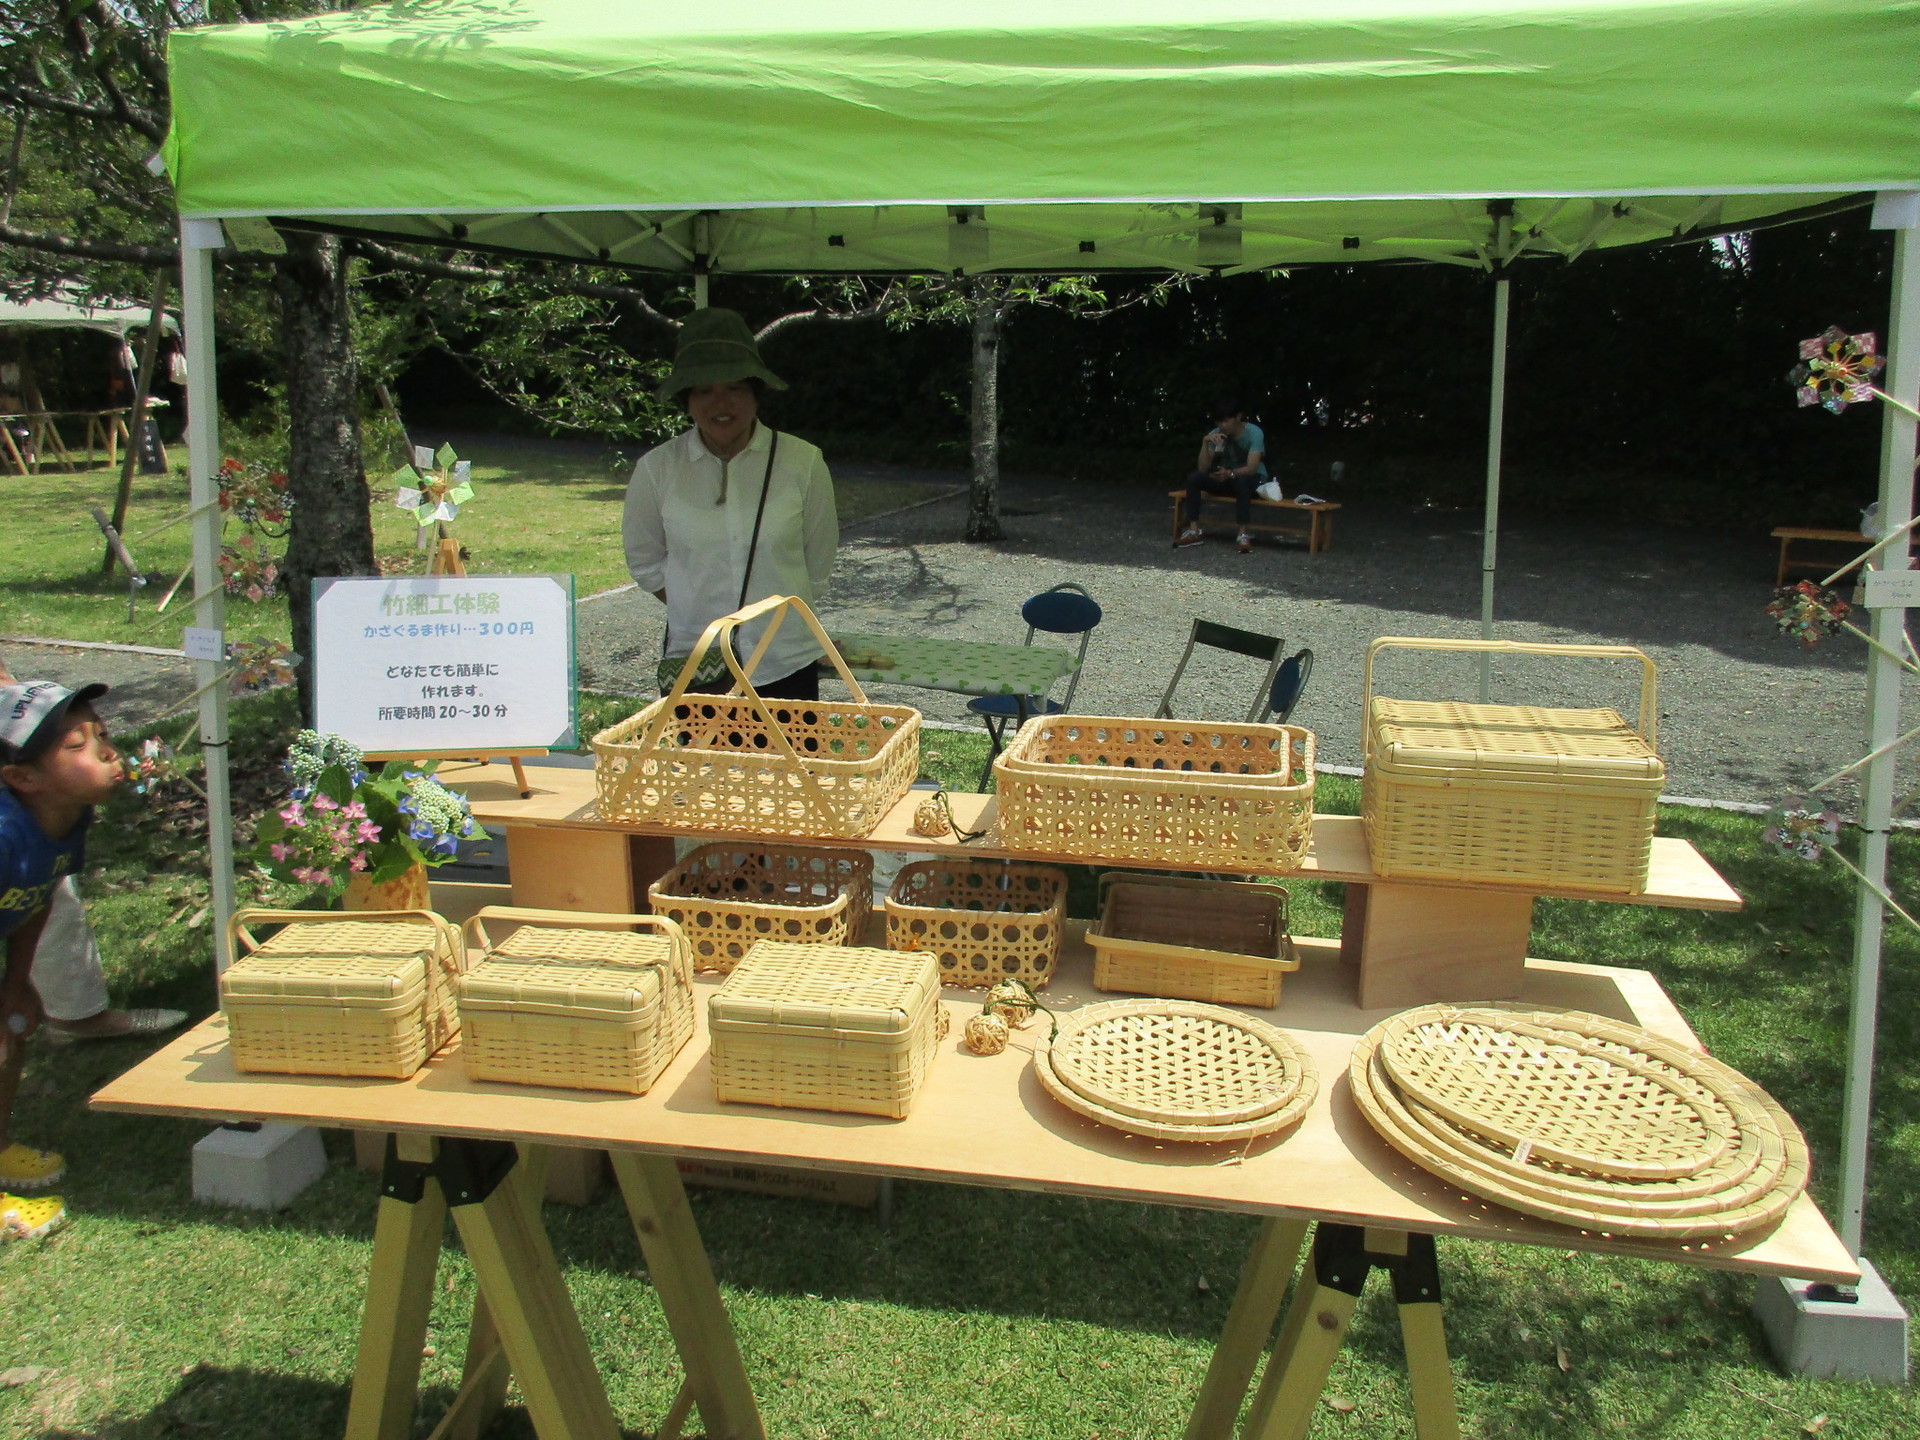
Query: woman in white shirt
[{"left": 622, "top": 308, "right": 839, "bottom": 700}]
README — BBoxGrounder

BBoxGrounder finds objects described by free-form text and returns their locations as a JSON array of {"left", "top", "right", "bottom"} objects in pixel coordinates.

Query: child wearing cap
[{"left": 0, "top": 679, "right": 123, "bottom": 1239}]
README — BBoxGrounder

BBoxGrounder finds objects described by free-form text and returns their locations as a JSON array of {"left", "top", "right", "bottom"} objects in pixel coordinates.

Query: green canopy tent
[{"left": 165, "top": 0, "right": 1920, "bottom": 1279}]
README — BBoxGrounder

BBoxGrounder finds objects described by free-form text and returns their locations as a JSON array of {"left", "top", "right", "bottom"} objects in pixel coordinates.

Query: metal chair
[
  {"left": 1155, "top": 619, "right": 1286, "bottom": 724},
  {"left": 1263, "top": 647, "right": 1314, "bottom": 724},
  {"left": 967, "top": 582, "right": 1102, "bottom": 789}
]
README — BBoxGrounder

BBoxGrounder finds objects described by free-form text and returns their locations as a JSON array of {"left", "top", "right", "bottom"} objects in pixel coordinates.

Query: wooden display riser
[{"left": 441, "top": 762, "right": 1743, "bottom": 1011}]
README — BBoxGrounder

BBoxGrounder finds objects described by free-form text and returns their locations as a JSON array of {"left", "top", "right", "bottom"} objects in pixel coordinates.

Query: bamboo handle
[
  {"left": 227, "top": 905, "right": 454, "bottom": 960},
  {"left": 462, "top": 907, "right": 692, "bottom": 984}
]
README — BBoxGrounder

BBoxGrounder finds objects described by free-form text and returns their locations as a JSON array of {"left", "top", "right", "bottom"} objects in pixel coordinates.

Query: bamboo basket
[
  {"left": 455, "top": 907, "right": 694, "bottom": 1094},
  {"left": 649, "top": 842, "right": 874, "bottom": 973},
  {"left": 1362, "top": 638, "right": 1664, "bottom": 894},
  {"left": 883, "top": 859, "right": 1068, "bottom": 989},
  {"left": 708, "top": 941, "right": 944, "bottom": 1118},
  {"left": 1348, "top": 1005, "right": 1809, "bottom": 1240},
  {"left": 992, "top": 714, "right": 1315, "bottom": 871},
  {"left": 1032, "top": 999, "right": 1318, "bottom": 1143},
  {"left": 592, "top": 595, "right": 919, "bottom": 839},
  {"left": 221, "top": 908, "right": 464, "bottom": 1079},
  {"left": 1087, "top": 872, "right": 1300, "bottom": 1008}
]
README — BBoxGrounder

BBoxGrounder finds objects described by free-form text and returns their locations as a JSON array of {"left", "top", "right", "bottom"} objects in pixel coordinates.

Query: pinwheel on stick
[{"left": 392, "top": 442, "right": 476, "bottom": 575}]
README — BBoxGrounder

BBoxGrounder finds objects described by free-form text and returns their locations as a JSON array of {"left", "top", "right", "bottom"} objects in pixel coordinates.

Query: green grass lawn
[
  {"left": 1, "top": 696, "right": 1916, "bottom": 1438},
  {"left": 0, "top": 442, "right": 942, "bottom": 649}
]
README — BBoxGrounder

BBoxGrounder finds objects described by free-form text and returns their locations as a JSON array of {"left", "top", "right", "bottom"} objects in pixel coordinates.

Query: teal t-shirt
[{"left": 1212, "top": 422, "right": 1269, "bottom": 478}]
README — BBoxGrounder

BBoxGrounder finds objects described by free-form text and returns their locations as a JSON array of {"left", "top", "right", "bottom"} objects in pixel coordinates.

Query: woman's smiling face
[{"left": 687, "top": 380, "right": 758, "bottom": 459}]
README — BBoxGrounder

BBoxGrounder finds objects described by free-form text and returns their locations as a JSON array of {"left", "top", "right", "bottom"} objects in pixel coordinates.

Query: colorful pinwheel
[
  {"left": 1791, "top": 326, "right": 1885, "bottom": 414},
  {"left": 1765, "top": 580, "right": 1851, "bottom": 647},
  {"left": 392, "top": 443, "right": 475, "bottom": 528}
]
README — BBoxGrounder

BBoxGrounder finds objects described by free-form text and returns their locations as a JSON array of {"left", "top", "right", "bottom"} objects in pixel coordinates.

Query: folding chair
[
  {"left": 968, "top": 582, "right": 1102, "bottom": 789},
  {"left": 1263, "top": 647, "right": 1314, "bottom": 724},
  {"left": 1155, "top": 619, "right": 1286, "bottom": 724}
]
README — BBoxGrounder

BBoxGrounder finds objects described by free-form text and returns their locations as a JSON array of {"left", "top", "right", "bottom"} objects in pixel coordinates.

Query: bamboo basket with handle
[
  {"left": 455, "top": 907, "right": 694, "bottom": 1094},
  {"left": 1087, "top": 872, "right": 1300, "bottom": 1007},
  {"left": 220, "top": 908, "right": 465, "bottom": 1078},
  {"left": 992, "top": 714, "right": 1315, "bottom": 871},
  {"left": 1362, "top": 637, "right": 1664, "bottom": 894},
  {"left": 592, "top": 595, "right": 920, "bottom": 839}
]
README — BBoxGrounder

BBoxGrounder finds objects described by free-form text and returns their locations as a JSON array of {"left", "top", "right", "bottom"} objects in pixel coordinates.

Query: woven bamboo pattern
[
  {"left": 592, "top": 595, "right": 920, "bottom": 839},
  {"left": 1087, "top": 872, "right": 1299, "bottom": 1007},
  {"left": 1375, "top": 1010, "right": 1736, "bottom": 1180},
  {"left": 708, "top": 941, "right": 943, "bottom": 1118},
  {"left": 650, "top": 843, "right": 873, "bottom": 972},
  {"left": 993, "top": 715, "right": 1315, "bottom": 871},
  {"left": 221, "top": 909, "right": 464, "bottom": 1079},
  {"left": 1032, "top": 999, "right": 1318, "bottom": 1143},
  {"left": 1362, "top": 637, "right": 1664, "bottom": 894},
  {"left": 1348, "top": 1005, "right": 1810, "bottom": 1240},
  {"left": 456, "top": 908, "right": 694, "bottom": 1095},
  {"left": 884, "top": 860, "right": 1068, "bottom": 988}
]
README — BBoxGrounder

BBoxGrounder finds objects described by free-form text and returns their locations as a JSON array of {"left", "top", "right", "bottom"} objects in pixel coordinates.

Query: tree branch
[
  {"left": 57, "top": 13, "right": 166, "bottom": 145},
  {"left": 0, "top": 219, "right": 178, "bottom": 267},
  {"left": 0, "top": 82, "right": 131, "bottom": 131},
  {"left": 345, "top": 237, "right": 680, "bottom": 331}
]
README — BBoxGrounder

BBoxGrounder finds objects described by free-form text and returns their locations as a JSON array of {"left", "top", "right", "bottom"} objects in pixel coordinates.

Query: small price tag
[
  {"left": 182, "top": 627, "right": 225, "bottom": 661},
  {"left": 1864, "top": 569, "right": 1920, "bottom": 609},
  {"left": 1511, "top": 1138, "right": 1535, "bottom": 1165}
]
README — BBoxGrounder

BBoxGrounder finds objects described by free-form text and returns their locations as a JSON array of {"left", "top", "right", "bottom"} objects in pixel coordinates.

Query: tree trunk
[
  {"left": 966, "top": 278, "right": 1005, "bottom": 543},
  {"left": 275, "top": 232, "right": 376, "bottom": 719}
]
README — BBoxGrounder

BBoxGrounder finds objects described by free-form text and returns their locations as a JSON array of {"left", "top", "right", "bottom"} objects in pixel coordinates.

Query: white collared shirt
[{"left": 622, "top": 423, "right": 839, "bottom": 685}]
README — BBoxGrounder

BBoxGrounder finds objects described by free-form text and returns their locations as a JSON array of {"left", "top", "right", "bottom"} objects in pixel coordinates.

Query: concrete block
[
  {"left": 1754, "top": 1256, "right": 1909, "bottom": 1384},
  {"left": 191, "top": 1122, "right": 328, "bottom": 1210}
]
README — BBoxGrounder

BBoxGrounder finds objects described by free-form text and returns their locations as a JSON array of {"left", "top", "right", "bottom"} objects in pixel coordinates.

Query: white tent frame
[{"left": 180, "top": 193, "right": 1918, "bottom": 1268}]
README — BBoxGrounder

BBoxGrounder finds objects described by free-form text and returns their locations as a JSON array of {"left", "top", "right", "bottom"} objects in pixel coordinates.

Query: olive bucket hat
[{"left": 655, "top": 307, "right": 789, "bottom": 400}]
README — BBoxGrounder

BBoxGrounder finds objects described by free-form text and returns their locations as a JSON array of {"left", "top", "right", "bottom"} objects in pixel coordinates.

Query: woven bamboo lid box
[
  {"left": 220, "top": 909, "right": 464, "bottom": 1079},
  {"left": 1362, "top": 638, "right": 1665, "bottom": 894},
  {"left": 456, "top": 909, "right": 694, "bottom": 1095},
  {"left": 708, "top": 941, "right": 945, "bottom": 1119}
]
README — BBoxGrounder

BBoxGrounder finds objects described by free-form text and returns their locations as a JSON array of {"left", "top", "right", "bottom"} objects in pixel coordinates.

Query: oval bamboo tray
[
  {"left": 1034, "top": 999, "right": 1318, "bottom": 1143},
  {"left": 1348, "top": 1009, "right": 1809, "bottom": 1240},
  {"left": 1375, "top": 1006, "right": 1739, "bottom": 1180}
]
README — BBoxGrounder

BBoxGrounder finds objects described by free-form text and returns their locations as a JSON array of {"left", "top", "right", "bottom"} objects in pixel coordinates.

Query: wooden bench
[
  {"left": 1169, "top": 489, "right": 1342, "bottom": 553},
  {"left": 1772, "top": 526, "right": 1883, "bottom": 586}
]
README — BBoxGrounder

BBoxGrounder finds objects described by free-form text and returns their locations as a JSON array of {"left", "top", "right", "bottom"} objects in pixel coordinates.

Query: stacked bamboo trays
[
  {"left": 1362, "top": 638, "right": 1664, "bottom": 894},
  {"left": 992, "top": 714, "right": 1315, "bottom": 871},
  {"left": 220, "top": 909, "right": 465, "bottom": 1079},
  {"left": 884, "top": 859, "right": 1068, "bottom": 988},
  {"left": 708, "top": 940, "right": 947, "bottom": 1118},
  {"left": 456, "top": 909, "right": 694, "bottom": 1095},
  {"left": 1349, "top": 1005, "right": 1809, "bottom": 1239},
  {"left": 650, "top": 842, "right": 874, "bottom": 972},
  {"left": 1086, "top": 872, "right": 1299, "bottom": 1007},
  {"left": 1034, "top": 999, "right": 1318, "bottom": 1143},
  {"left": 592, "top": 595, "right": 920, "bottom": 839}
]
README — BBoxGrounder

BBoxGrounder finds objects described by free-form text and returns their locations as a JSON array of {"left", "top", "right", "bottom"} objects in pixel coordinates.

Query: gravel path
[{"left": 580, "top": 467, "right": 1907, "bottom": 807}]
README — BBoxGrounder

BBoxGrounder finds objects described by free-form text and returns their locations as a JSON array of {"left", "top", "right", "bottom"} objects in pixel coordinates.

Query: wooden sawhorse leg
[
  {"left": 1239, "top": 1224, "right": 1459, "bottom": 1440},
  {"left": 1183, "top": 1217, "right": 1311, "bottom": 1439},
  {"left": 344, "top": 1135, "right": 619, "bottom": 1440},
  {"left": 611, "top": 1152, "right": 766, "bottom": 1440}
]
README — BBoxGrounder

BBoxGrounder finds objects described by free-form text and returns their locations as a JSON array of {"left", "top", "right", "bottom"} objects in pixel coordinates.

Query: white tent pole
[
  {"left": 1838, "top": 196, "right": 1920, "bottom": 1255},
  {"left": 179, "top": 218, "right": 236, "bottom": 972},
  {"left": 1478, "top": 275, "right": 1511, "bottom": 700}
]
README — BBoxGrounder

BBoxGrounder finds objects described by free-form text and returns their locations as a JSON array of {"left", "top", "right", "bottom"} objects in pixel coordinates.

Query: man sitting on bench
[{"left": 1175, "top": 399, "right": 1267, "bottom": 555}]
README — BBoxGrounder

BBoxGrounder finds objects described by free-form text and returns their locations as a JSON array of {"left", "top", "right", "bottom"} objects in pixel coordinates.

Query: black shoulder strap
[{"left": 738, "top": 428, "right": 779, "bottom": 609}]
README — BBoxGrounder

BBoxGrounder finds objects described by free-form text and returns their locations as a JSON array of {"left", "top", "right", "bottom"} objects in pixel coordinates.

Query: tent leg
[
  {"left": 180, "top": 219, "right": 236, "bottom": 972},
  {"left": 1478, "top": 277, "right": 1510, "bottom": 701}
]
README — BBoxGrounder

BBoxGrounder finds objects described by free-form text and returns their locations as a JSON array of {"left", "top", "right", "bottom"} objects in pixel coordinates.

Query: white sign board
[
  {"left": 1864, "top": 568, "right": 1920, "bottom": 609},
  {"left": 312, "top": 575, "right": 575, "bottom": 752}
]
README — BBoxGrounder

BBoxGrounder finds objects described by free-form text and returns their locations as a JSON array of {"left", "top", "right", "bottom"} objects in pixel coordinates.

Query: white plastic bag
[{"left": 1255, "top": 478, "right": 1284, "bottom": 502}]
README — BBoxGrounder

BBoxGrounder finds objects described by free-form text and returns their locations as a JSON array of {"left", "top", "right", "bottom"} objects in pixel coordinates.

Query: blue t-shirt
[
  {"left": 1212, "top": 422, "right": 1269, "bottom": 478},
  {"left": 0, "top": 785, "right": 89, "bottom": 940}
]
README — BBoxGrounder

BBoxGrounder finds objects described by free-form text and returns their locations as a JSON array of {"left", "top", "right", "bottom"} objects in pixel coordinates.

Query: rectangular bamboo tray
[
  {"left": 220, "top": 909, "right": 464, "bottom": 1079},
  {"left": 991, "top": 714, "right": 1315, "bottom": 871},
  {"left": 455, "top": 907, "right": 694, "bottom": 1095},
  {"left": 592, "top": 595, "right": 920, "bottom": 839},
  {"left": 708, "top": 940, "right": 943, "bottom": 1119},
  {"left": 1087, "top": 873, "right": 1300, "bottom": 1008},
  {"left": 883, "top": 858, "right": 1068, "bottom": 989},
  {"left": 1363, "top": 637, "right": 1665, "bottom": 894},
  {"left": 649, "top": 842, "right": 873, "bottom": 973}
]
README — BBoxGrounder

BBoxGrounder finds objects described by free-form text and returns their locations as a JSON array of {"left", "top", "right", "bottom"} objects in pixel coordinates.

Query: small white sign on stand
[{"left": 312, "top": 575, "right": 576, "bottom": 753}]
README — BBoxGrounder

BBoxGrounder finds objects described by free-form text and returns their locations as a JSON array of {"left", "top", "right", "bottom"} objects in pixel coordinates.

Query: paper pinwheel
[
  {"left": 1766, "top": 580, "right": 1851, "bottom": 647},
  {"left": 1791, "top": 326, "right": 1885, "bottom": 414},
  {"left": 1762, "top": 802, "right": 1841, "bottom": 862},
  {"left": 228, "top": 637, "right": 299, "bottom": 694},
  {"left": 392, "top": 443, "right": 475, "bottom": 527}
]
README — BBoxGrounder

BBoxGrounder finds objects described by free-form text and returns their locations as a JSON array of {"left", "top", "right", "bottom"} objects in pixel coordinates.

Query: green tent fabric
[{"left": 164, "top": 0, "right": 1919, "bottom": 273}]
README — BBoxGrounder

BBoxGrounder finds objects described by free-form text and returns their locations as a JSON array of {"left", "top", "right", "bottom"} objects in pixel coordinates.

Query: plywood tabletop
[
  {"left": 444, "top": 762, "right": 1743, "bottom": 912},
  {"left": 94, "top": 929, "right": 1845, "bottom": 1283}
]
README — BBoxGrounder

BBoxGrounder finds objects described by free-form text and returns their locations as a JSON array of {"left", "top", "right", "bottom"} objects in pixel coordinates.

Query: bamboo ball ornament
[
  {"left": 911, "top": 794, "right": 951, "bottom": 838},
  {"left": 984, "top": 979, "right": 1037, "bottom": 1029},
  {"left": 965, "top": 1011, "right": 1011, "bottom": 1056},
  {"left": 935, "top": 1006, "right": 951, "bottom": 1042}
]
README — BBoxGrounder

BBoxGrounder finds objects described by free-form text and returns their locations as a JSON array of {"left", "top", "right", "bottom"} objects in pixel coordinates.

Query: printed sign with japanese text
[{"left": 312, "top": 575, "right": 575, "bottom": 751}]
